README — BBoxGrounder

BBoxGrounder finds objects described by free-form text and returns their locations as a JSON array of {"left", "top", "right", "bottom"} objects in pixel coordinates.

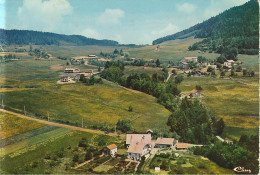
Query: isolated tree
[
  {"left": 250, "top": 71, "right": 255, "bottom": 77},
  {"left": 128, "top": 105, "right": 133, "bottom": 112},
  {"left": 174, "top": 75, "right": 184, "bottom": 84},
  {"left": 172, "top": 69, "right": 177, "bottom": 75},
  {"left": 73, "top": 154, "right": 79, "bottom": 162},
  {"left": 220, "top": 71, "right": 225, "bottom": 77},
  {"left": 236, "top": 66, "right": 242, "bottom": 72},
  {"left": 230, "top": 70, "right": 235, "bottom": 77},
  {"left": 195, "top": 85, "right": 202, "bottom": 90},
  {"left": 215, "top": 118, "right": 225, "bottom": 135},
  {"left": 155, "top": 59, "right": 160, "bottom": 67},
  {"left": 243, "top": 69, "right": 248, "bottom": 76}
]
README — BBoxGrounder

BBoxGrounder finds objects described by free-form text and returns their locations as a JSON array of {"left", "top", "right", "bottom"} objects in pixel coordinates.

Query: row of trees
[{"left": 79, "top": 75, "right": 103, "bottom": 86}]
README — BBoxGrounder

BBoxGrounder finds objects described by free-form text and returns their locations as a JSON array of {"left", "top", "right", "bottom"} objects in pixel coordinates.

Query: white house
[
  {"left": 103, "top": 144, "right": 117, "bottom": 156},
  {"left": 60, "top": 75, "right": 72, "bottom": 82},
  {"left": 127, "top": 142, "right": 150, "bottom": 160},
  {"left": 224, "top": 60, "right": 235, "bottom": 69},
  {"left": 155, "top": 137, "right": 176, "bottom": 148},
  {"left": 126, "top": 134, "right": 151, "bottom": 160}
]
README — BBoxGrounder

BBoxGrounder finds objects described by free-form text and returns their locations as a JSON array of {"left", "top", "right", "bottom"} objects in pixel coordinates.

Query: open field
[
  {"left": 0, "top": 55, "right": 171, "bottom": 132},
  {"left": 0, "top": 111, "right": 123, "bottom": 174},
  {"left": 0, "top": 111, "right": 45, "bottom": 139},
  {"left": 179, "top": 76, "right": 259, "bottom": 139}
]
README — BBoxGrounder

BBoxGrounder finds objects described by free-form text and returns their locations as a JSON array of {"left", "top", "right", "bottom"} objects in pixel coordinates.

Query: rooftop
[
  {"left": 126, "top": 134, "right": 151, "bottom": 145},
  {"left": 107, "top": 144, "right": 117, "bottom": 150},
  {"left": 176, "top": 143, "right": 188, "bottom": 149},
  {"left": 155, "top": 137, "right": 175, "bottom": 145},
  {"left": 190, "top": 89, "right": 198, "bottom": 93},
  {"left": 127, "top": 142, "right": 146, "bottom": 154}
]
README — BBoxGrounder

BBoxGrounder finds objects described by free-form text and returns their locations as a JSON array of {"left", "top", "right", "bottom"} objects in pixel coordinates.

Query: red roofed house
[
  {"left": 155, "top": 137, "right": 176, "bottom": 148},
  {"left": 126, "top": 134, "right": 151, "bottom": 160},
  {"left": 189, "top": 89, "right": 201, "bottom": 98},
  {"left": 103, "top": 144, "right": 117, "bottom": 156}
]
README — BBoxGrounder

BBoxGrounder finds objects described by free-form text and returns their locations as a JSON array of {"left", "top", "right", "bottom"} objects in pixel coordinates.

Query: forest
[
  {"left": 0, "top": 29, "right": 118, "bottom": 46},
  {"left": 153, "top": 0, "right": 258, "bottom": 55}
]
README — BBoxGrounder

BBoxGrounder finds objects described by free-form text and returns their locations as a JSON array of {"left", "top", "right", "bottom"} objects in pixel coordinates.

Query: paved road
[{"left": 0, "top": 109, "right": 124, "bottom": 138}]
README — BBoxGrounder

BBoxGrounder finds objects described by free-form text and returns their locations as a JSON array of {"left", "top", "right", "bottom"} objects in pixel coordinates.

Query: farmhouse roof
[
  {"left": 227, "top": 60, "right": 235, "bottom": 63},
  {"left": 107, "top": 144, "right": 117, "bottom": 150},
  {"left": 176, "top": 143, "right": 188, "bottom": 149},
  {"left": 155, "top": 137, "right": 174, "bottom": 145},
  {"left": 127, "top": 142, "right": 146, "bottom": 154},
  {"left": 126, "top": 134, "right": 151, "bottom": 145},
  {"left": 182, "top": 62, "right": 188, "bottom": 65}
]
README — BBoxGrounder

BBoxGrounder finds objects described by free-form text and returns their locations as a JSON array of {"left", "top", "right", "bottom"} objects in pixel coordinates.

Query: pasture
[
  {"left": 179, "top": 76, "right": 259, "bottom": 139},
  {"left": 0, "top": 54, "right": 171, "bottom": 133}
]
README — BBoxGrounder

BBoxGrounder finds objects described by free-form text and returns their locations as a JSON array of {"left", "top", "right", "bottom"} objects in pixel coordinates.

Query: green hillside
[
  {"left": 0, "top": 29, "right": 118, "bottom": 46},
  {"left": 153, "top": 0, "right": 259, "bottom": 55}
]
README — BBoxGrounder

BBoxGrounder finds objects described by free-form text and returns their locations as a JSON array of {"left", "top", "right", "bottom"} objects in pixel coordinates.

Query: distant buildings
[
  {"left": 74, "top": 70, "right": 94, "bottom": 80},
  {"left": 181, "top": 57, "right": 198, "bottom": 63},
  {"left": 64, "top": 68, "right": 80, "bottom": 73},
  {"left": 224, "top": 60, "right": 235, "bottom": 69}
]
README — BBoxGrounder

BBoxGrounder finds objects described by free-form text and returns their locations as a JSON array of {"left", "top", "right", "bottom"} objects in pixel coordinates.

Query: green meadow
[
  {"left": 179, "top": 76, "right": 259, "bottom": 139},
  {"left": 0, "top": 54, "right": 171, "bottom": 133}
]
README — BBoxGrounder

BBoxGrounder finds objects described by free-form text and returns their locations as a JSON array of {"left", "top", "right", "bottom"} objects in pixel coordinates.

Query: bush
[{"left": 128, "top": 105, "right": 133, "bottom": 112}]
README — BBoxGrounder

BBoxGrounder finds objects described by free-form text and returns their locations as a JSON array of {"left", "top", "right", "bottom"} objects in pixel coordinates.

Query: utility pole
[
  {"left": 24, "top": 105, "right": 26, "bottom": 115},
  {"left": 47, "top": 112, "right": 50, "bottom": 121}
]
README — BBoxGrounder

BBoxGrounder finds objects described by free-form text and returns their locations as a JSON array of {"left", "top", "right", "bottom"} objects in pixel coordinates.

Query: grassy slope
[
  {"left": 179, "top": 77, "right": 259, "bottom": 139},
  {"left": 0, "top": 55, "right": 171, "bottom": 132},
  {"left": 0, "top": 111, "right": 122, "bottom": 174},
  {"left": 0, "top": 112, "right": 45, "bottom": 139}
]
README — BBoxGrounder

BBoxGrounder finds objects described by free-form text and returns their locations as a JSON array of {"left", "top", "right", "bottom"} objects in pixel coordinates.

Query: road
[{"left": 0, "top": 109, "right": 124, "bottom": 138}]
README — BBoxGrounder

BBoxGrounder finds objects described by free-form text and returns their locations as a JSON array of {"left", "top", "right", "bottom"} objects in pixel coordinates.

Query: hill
[
  {"left": 152, "top": 0, "right": 259, "bottom": 55},
  {"left": 0, "top": 29, "right": 119, "bottom": 46}
]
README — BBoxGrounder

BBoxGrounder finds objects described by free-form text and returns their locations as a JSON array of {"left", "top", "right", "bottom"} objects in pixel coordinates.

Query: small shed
[
  {"left": 103, "top": 144, "right": 117, "bottom": 156},
  {"left": 176, "top": 143, "right": 188, "bottom": 150},
  {"left": 155, "top": 167, "right": 160, "bottom": 173},
  {"left": 189, "top": 89, "right": 201, "bottom": 98},
  {"left": 60, "top": 75, "right": 71, "bottom": 82}
]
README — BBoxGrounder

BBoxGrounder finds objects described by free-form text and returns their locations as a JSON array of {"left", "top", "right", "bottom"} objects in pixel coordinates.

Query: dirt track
[{"left": 0, "top": 109, "right": 123, "bottom": 138}]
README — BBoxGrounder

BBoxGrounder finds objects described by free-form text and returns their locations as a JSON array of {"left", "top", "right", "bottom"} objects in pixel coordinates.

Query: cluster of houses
[
  {"left": 179, "top": 56, "right": 236, "bottom": 71},
  {"left": 58, "top": 68, "right": 95, "bottom": 83},
  {"left": 103, "top": 129, "right": 188, "bottom": 161}
]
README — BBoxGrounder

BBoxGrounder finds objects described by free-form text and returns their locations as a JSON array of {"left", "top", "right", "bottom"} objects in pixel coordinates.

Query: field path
[{"left": 0, "top": 109, "right": 123, "bottom": 138}]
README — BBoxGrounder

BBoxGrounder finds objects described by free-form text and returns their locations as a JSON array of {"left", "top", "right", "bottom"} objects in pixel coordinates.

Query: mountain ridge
[{"left": 0, "top": 29, "right": 119, "bottom": 46}]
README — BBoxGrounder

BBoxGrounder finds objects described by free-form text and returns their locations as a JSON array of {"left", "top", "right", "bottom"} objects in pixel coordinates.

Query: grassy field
[
  {"left": 0, "top": 55, "right": 171, "bottom": 132},
  {"left": 0, "top": 112, "right": 45, "bottom": 139},
  {"left": 179, "top": 76, "right": 259, "bottom": 139},
  {"left": 0, "top": 111, "right": 122, "bottom": 174}
]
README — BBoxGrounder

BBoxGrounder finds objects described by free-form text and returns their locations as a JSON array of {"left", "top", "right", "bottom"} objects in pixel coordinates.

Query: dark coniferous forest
[
  {"left": 0, "top": 29, "right": 119, "bottom": 46},
  {"left": 153, "top": 0, "right": 259, "bottom": 55}
]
